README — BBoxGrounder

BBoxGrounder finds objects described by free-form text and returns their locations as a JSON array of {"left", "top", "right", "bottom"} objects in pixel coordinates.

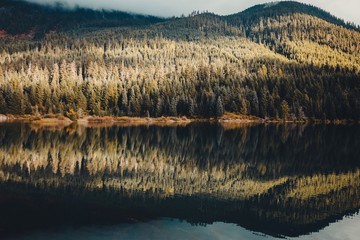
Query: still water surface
[
  {"left": 0, "top": 123, "right": 359, "bottom": 239},
  {"left": 9, "top": 214, "right": 360, "bottom": 240}
]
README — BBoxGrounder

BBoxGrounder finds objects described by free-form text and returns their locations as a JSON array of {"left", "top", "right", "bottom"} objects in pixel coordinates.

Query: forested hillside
[
  {"left": 0, "top": 0, "right": 164, "bottom": 38},
  {"left": 0, "top": 1, "right": 359, "bottom": 120}
]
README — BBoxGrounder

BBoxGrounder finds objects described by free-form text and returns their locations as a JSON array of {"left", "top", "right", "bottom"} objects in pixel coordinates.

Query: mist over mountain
[
  {"left": 0, "top": 0, "right": 359, "bottom": 37},
  {"left": 0, "top": 0, "right": 165, "bottom": 38},
  {"left": 21, "top": 0, "right": 360, "bottom": 26}
]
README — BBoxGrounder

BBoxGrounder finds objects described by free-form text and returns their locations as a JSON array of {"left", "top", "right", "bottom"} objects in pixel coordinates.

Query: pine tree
[
  {"left": 215, "top": 96, "right": 224, "bottom": 117},
  {"left": 169, "top": 97, "right": 178, "bottom": 116},
  {"left": 280, "top": 100, "right": 290, "bottom": 120}
]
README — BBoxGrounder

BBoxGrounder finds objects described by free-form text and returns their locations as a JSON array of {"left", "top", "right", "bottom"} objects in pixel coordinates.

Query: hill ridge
[
  {"left": 226, "top": 1, "right": 359, "bottom": 32},
  {"left": 1, "top": 0, "right": 359, "bottom": 38}
]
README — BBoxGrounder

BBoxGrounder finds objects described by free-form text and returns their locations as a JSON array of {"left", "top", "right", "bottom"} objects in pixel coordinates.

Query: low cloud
[{"left": 25, "top": 0, "right": 360, "bottom": 25}]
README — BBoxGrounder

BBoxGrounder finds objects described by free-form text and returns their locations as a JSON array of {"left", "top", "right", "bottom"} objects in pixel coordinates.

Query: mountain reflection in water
[{"left": 0, "top": 123, "right": 359, "bottom": 239}]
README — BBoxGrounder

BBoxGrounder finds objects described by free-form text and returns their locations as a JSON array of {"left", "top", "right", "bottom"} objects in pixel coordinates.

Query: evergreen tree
[
  {"left": 215, "top": 96, "right": 224, "bottom": 117},
  {"left": 280, "top": 100, "right": 290, "bottom": 120}
]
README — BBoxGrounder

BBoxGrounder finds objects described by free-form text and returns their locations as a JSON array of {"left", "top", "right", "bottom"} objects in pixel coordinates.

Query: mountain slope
[
  {"left": 1, "top": 1, "right": 359, "bottom": 41},
  {"left": 0, "top": 1, "right": 359, "bottom": 120},
  {"left": 0, "top": 0, "right": 165, "bottom": 38},
  {"left": 218, "top": 1, "right": 360, "bottom": 73},
  {"left": 226, "top": 1, "right": 359, "bottom": 31}
]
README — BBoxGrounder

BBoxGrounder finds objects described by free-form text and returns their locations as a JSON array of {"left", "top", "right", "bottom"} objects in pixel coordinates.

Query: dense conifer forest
[{"left": 0, "top": 0, "right": 360, "bottom": 120}]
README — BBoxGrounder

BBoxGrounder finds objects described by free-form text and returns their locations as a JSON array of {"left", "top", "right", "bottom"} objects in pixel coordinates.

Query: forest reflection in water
[{"left": 0, "top": 122, "right": 359, "bottom": 238}]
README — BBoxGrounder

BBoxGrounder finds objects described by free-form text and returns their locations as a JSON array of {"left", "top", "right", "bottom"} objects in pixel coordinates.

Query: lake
[{"left": 0, "top": 122, "right": 359, "bottom": 239}]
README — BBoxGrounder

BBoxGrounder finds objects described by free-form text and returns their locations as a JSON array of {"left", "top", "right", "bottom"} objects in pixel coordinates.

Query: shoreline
[{"left": 0, "top": 113, "right": 357, "bottom": 128}]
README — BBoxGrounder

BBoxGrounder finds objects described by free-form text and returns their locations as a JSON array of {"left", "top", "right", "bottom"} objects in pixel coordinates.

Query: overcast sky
[{"left": 26, "top": 0, "right": 360, "bottom": 25}]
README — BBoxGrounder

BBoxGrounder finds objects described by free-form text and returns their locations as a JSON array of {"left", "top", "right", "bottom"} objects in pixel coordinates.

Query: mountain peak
[
  {"left": 232, "top": 1, "right": 359, "bottom": 31},
  {"left": 1, "top": 0, "right": 359, "bottom": 39}
]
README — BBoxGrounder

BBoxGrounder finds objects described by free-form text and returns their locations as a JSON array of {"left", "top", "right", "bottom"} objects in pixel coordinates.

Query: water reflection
[
  {"left": 8, "top": 214, "right": 360, "bottom": 240},
  {"left": 0, "top": 123, "right": 359, "bottom": 238}
]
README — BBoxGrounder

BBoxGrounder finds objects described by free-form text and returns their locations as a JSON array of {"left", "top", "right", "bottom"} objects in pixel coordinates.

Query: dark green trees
[{"left": 216, "top": 96, "right": 224, "bottom": 117}]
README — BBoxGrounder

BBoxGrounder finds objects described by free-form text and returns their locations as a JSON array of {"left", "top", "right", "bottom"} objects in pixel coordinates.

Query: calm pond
[{"left": 0, "top": 123, "right": 359, "bottom": 239}]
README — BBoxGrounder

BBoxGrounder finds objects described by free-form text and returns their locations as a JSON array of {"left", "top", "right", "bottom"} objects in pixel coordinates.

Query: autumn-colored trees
[
  {"left": 1, "top": 5, "right": 360, "bottom": 120},
  {"left": 0, "top": 35, "right": 359, "bottom": 119}
]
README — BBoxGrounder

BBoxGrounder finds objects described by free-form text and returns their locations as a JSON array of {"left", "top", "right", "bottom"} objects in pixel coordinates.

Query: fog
[{"left": 25, "top": 0, "right": 360, "bottom": 25}]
